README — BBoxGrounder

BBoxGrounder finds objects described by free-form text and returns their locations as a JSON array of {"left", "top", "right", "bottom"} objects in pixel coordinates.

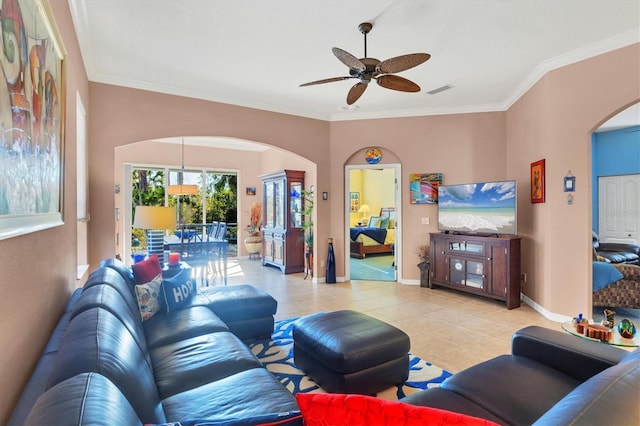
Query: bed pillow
[
  {"left": 368, "top": 216, "right": 381, "bottom": 228},
  {"left": 295, "top": 393, "right": 499, "bottom": 426},
  {"left": 388, "top": 218, "right": 396, "bottom": 229},
  {"left": 134, "top": 273, "right": 163, "bottom": 321},
  {"left": 131, "top": 254, "right": 162, "bottom": 284},
  {"left": 592, "top": 261, "right": 624, "bottom": 292},
  {"left": 380, "top": 217, "right": 389, "bottom": 229}
]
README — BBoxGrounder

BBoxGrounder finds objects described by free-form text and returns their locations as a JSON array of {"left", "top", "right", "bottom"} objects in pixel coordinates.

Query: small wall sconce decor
[
  {"left": 564, "top": 171, "right": 575, "bottom": 192},
  {"left": 322, "top": 192, "right": 328, "bottom": 200}
]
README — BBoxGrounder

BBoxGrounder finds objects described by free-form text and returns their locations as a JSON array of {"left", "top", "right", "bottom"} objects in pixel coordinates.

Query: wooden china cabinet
[{"left": 261, "top": 170, "right": 305, "bottom": 273}]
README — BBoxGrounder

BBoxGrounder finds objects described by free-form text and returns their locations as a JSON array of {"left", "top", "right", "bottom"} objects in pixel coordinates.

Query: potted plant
[
  {"left": 301, "top": 189, "right": 314, "bottom": 279},
  {"left": 244, "top": 202, "right": 262, "bottom": 258},
  {"left": 417, "top": 244, "right": 430, "bottom": 288}
]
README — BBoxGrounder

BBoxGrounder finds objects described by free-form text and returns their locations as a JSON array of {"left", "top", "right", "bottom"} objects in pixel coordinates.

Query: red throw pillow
[
  {"left": 131, "top": 254, "right": 162, "bottom": 284},
  {"left": 295, "top": 393, "right": 499, "bottom": 426}
]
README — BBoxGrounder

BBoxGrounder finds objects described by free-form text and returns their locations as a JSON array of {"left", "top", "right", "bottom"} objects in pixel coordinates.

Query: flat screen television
[{"left": 438, "top": 180, "right": 517, "bottom": 235}]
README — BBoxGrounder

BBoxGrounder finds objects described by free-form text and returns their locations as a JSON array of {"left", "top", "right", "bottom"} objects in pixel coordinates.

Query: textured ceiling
[{"left": 68, "top": 0, "right": 639, "bottom": 125}]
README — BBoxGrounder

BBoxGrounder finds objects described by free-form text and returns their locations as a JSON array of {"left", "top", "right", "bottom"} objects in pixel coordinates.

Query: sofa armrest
[
  {"left": 597, "top": 242, "right": 640, "bottom": 255},
  {"left": 511, "top": 326, "right": 628, "bottom": 382}
]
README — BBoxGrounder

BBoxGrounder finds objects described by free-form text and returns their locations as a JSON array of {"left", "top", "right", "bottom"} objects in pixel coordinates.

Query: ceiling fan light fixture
[{"left": 300, "top": 22, "right": 431, "bottom": 105}]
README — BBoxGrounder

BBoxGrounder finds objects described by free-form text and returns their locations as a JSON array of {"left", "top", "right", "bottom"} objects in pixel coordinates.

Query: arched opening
[
  {"left": 114, "top": 136, "right": 317, "bottom": 277},
  {"left": 591, "top": 102, "right": 640, "bottom": 321}
]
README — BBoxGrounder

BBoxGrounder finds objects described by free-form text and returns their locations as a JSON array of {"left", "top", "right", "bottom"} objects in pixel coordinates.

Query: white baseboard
[{"left": 522, "top": 294, "right": 573, "bottom": 323}]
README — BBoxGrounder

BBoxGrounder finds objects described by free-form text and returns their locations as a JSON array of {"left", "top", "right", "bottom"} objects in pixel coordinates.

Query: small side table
[
  {"left": 162, "top": 261, "right": 192, "bottom": 279},
  {"left": 561, "top": 321, "right": 639, "bottom": 348}
]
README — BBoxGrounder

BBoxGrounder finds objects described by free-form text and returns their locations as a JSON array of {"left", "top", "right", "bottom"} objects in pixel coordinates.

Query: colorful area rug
[{"left": 249, "top": 317, "right": 452, "bottom": 400}]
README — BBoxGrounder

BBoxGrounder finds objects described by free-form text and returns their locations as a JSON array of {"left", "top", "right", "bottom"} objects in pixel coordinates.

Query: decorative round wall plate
[{"left": 365, "top": 148, "right": 382, "bottom": 164}]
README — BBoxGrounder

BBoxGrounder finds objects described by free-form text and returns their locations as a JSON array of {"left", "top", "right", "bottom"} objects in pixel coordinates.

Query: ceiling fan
[{"left": 300, "top": 22, "right": 431, "bottom": 105}]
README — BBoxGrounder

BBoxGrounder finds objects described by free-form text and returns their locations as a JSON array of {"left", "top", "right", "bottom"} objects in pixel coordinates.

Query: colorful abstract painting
[
  {"left": 0, "top": 0, "right": 64, "bottom": 239},
  {"left": 410, "top": 173, "right": 443, "bottom": 204}
]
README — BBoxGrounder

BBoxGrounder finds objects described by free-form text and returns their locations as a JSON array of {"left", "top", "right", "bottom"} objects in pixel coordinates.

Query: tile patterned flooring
[{"left": 213, "top": 257, "right": 560, "bottom": 374}]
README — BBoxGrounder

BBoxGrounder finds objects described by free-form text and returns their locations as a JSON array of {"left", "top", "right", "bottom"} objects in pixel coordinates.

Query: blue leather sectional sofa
[
  {"left": 9, "top": 258, "right": 301, "bottom": 425},
  {"left": 9, "top": 257, "right": 640, "bottom": 425}
]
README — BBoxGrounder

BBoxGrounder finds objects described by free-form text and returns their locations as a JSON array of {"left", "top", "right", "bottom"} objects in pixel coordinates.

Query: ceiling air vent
[{"left": 426, "top": 85, "right": 452, "bottom": 95}]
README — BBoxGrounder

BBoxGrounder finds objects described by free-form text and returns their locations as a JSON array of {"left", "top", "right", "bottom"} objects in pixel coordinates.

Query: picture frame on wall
[
  {"left": 0, "top": 0, "right": 66, "bottom": 240},
  {"left": 349, "top": 192, "right": 360, "bottom": 212},
  {"left": 409, "top": 173, "right": 443, "bottom": 204},
  {"left": 246, "top": 186, "right": 256, "bottom": 196},
  {"left": 530, "top": 159, "right": 546, "bottom": 203}
]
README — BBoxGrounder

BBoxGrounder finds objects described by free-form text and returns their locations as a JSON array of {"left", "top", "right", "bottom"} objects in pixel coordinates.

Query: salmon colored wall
[
  {"left": 332, "top": 112, "right": 508, "bottom": 282},
  {"left": 1, "top": 1, "right": 637, "bottom": 421},
  {"left": 87, "top": 83, "right": 330, "bottom": 269},
  {"left": 0, "top": 2, "right": 89, "bottom": 423},
  {"left": 507, "top": 43, "right": 640, "bottom": 318}
]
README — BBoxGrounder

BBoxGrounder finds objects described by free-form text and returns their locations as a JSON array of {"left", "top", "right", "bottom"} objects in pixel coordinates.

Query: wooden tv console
[{"left": 429, "top": 233, "right": 521, "bottom": 309}]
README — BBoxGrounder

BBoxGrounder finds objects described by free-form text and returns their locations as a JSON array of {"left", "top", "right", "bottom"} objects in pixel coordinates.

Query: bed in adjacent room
[
  {"left": 592, "top": 261, "right": 640, "bottom": 309},
  {"left": 350, "top": 207, "right": 396, "bottom": 259}
]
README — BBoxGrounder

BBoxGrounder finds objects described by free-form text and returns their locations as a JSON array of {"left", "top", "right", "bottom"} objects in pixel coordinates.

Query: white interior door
[{"left": 598, "top": 174, "right": 640, "bottom": 244}]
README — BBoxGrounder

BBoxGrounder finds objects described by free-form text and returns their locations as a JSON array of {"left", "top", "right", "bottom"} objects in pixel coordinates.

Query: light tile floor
[{"left": 207, "top": 257, "right": 561, "bottom": 374}]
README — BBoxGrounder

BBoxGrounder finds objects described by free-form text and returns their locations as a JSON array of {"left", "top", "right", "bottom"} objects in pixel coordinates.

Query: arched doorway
[
  {"left": 344, "top": 161, "right": 402, "bottom": 283},
  {"left": 591, "top": 102, "right": 640, "bottom": 320}
]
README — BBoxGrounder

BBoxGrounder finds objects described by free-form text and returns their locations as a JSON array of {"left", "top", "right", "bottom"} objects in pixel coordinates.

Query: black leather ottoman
[
  {"left": 293, "top": 310, "right": 410, "bottom": 395},
  {"left": 196, "top": 285, "right": 277, "bottom": 341}
]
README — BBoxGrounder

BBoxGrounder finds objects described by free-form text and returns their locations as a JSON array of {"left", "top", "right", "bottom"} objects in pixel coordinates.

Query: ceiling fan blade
[
  {"left": 299, "top": 76, "right": 353, "bottom": 87},
  {"left": 377, "top": 53, "right": 431, "bottom": 74},
  {"left": 376, "top": 75, "right": 421, "bottom": 92},
  {"left": 332, "top": 47, "right": 365, "bottom": 71},
  {"left": 347, "top": 82, "right": 368, "bottom": 105}
]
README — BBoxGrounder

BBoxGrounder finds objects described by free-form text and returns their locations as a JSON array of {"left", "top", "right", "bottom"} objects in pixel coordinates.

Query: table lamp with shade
[
  {"left": 358, "top": 204, "right": 371, "bottom": 225},
  {"left": 133, "top": 206, "right": 176, "bottom": 263}
]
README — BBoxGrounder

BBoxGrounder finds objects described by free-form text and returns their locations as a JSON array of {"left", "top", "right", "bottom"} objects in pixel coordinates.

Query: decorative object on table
[
  {"left": 244, "top": 202, "right": 262, "bottom": 259},
  {"left": 617, "top": 319, "right": 637, "bottom": 339},
  {"left": 409, "top": 173, "right": 443, "bottom": 204},
  {"left": 298, "top": 22, "right": 430, "bottom": 105},
  {"left": 133, "top": 205, "right": 177, "bottom": 263},
  {"left": 604, "top": 309, "right": 616, "bottom": 328},
  {"left": 575, "top": 323, "right": 612, "bottom": 342},
  {"left": 168, "top": 252, "right": 180, "bottom": 265},
  {"left": 326, "top": 238, "right": 336, "bottom": 283},
  {"left": 349, "top": 192, "right": 360, "bottom": 212},
  {"left": 301, "top": 189, "right": 314, "bottom": 279},
  {"left": 530, "top": 159, "right": 545, "bottom": 203},
  {"left": 0, "top": 0, "right": 65, "bottom": 241},
  {"left": 417, "top": 244, "right": 431, "bottom": 288},
  {"left": 365, "top": 147, "right": 382, "bottom": 164}
]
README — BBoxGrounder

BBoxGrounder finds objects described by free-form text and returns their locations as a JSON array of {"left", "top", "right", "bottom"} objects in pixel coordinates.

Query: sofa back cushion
[
  {"left": 100, "top": 257, "right": 138, "bottom": 295},
  {"left": 84, "top": 267, "right": 140, "bottom": 315},
  {"left": 26, "top": 372, "right": 148, "bottom": 426},
  {"left": 47, "top": 307, "right": 165, "bottom": 423},
  {"left": 70, "top": 283, "right": 152, "bottom": 368}
]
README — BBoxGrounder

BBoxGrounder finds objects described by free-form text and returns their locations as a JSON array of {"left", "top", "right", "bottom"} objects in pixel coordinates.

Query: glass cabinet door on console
[{"left": 261, "top": 170, "right": 305, "bottom": 274}]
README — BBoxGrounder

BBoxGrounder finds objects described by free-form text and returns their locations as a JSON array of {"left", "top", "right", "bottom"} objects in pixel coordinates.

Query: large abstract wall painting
[{"left": 0, "top": 0, "right": 65, "bottom": 240}]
